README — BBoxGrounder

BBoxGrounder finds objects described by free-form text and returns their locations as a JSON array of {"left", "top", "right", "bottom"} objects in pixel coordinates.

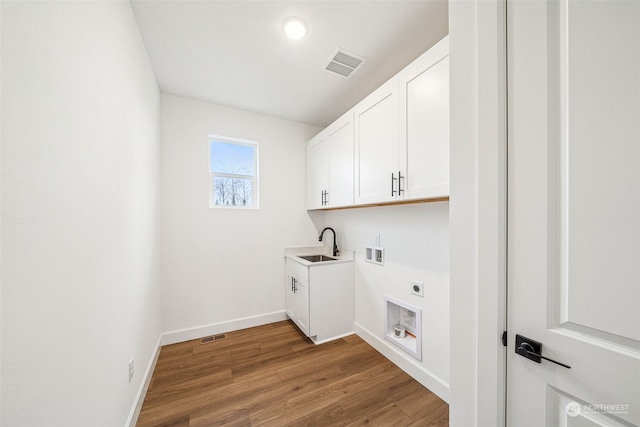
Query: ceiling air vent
[{"left": 325, "top": 48, "right": 367, "bottom": 78}]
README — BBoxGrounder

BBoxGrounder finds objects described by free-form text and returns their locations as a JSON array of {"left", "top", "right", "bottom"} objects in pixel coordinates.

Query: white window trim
[{"left": 208, "top": 134, "right": 259, "bottom": 209}]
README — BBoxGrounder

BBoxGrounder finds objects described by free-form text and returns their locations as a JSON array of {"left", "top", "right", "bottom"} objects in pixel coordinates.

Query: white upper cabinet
[
  {"left": 327, "top": 115, "right": 354, "bottom": 207},
  {"left": 306, "top": 111, "right": 354, "bottom": 209},
  {"left": 354, "top": 79, "right": 399, "bottom": 205},
  {"left": 398, "top": 36, "right": 449, "bottom": 201},
  {"left": 308, "top": 35, "right": 449, "bottom": 210},
  {"left": 306, "top": 133, "right": 329, "bottom": 210}
]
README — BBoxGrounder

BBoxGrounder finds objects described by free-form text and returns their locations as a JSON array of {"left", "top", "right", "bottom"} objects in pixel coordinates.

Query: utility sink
[{"left": 298, "top": 255, "right": 336, "bottom": 263}]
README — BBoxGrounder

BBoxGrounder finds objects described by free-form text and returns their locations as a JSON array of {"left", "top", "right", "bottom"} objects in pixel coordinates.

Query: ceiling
[{"left": 130, "top": 1, "right": 448, "bottom": 127}]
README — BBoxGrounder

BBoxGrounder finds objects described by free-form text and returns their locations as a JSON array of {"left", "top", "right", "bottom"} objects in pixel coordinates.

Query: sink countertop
[{"left": 284, "top": 245, "right": 354, "bottom": 267}]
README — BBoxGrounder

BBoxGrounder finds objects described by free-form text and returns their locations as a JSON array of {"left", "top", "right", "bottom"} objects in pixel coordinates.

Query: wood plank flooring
[{"left": 136, "top": 320, "right": 448, "bottom": 426}]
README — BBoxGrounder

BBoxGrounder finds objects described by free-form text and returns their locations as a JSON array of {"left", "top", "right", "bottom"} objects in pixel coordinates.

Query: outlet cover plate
[
  {"left": 129, "top": 358, "right": 134, "bottom": 383},
  {"left": 411, "top": 281, "right": 424, "bottom": 297}
]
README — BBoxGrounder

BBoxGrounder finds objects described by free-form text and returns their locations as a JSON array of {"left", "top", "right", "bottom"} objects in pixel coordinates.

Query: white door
[{"left": 507, "top": 1, "right": 640, "bottom": 426}]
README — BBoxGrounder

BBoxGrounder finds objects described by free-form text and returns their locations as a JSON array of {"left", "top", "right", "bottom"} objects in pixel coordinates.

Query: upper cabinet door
[
  {"left": 398, "top": 36, "right": 450, "bottom": 201},
  {"left": 306, "top": 133, "right": 329, "bottom": 210},
  {"left": 354, "top": 79, "right": 399, "bottom": 205},
  {"left": 327, "top": 113, "right": 354, "bottom": 208},
  {"left": 306, "top": 111, "right": 354, "bottom": 210}
]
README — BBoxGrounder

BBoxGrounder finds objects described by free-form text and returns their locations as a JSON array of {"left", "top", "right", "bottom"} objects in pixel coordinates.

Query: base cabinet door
[
  {"left": 285, "top": 259, "right": 310, "bottom": 337},
  {"left": 293, "top": 274, "right": 309, "bottom": 336},
  {"left": 285, "top": 273, "right": 296, "bottom": 320}
]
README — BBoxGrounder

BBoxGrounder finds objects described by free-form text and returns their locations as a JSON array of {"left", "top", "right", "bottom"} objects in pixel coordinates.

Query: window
[{"left": 209, "top": 136, "right": 258, "bottom": 208}]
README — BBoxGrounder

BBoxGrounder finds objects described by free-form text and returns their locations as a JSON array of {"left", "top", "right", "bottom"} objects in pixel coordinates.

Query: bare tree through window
[{"left": 209, "top": 137, "right": 258, "bottom": 208}]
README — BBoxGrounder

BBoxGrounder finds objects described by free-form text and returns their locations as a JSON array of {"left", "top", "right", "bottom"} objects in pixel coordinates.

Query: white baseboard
[
  {"left": 160, "top": 310, "right": 288, "bottom": 346},
  {"left": 126, "top": 335, "right": 162, "bottom": 427},
  {"left": 355, "top": 322, "right": 450, "bottom": 403},
  {"left": 311, "top": 331, "right": 355, "bottom": 345}
]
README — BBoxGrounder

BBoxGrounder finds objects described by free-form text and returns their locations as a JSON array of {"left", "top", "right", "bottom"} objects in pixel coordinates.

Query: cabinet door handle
[
  {"left": 321, "top": 190, "right": 328, "bottom": 206},
  {"left": 291, "top": 277, "right": 295, "bottom": 292},
  {"left": 293, "top": 278, "right": 297, "bottom": 292},
  {"left": 391, "top": 173, "right": 397, "bottom": 196},
  {"left": 398, "top": 171, "right": 404, "bottom": 195}
]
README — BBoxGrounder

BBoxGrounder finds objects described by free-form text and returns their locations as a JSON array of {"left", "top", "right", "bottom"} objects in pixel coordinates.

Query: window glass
[{"left": 209, "top": 137, "right": 258, "bottom": 208}]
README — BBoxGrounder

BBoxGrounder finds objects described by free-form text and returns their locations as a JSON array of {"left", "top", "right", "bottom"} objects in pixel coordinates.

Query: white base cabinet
[{"left": 285, "top": 257, "right": 355, "bottom": 344}]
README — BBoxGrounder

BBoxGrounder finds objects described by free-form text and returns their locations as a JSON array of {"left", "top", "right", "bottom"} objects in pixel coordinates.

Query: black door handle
[{"left": 515, "top": 334, "right": 571, "bottom": 369}]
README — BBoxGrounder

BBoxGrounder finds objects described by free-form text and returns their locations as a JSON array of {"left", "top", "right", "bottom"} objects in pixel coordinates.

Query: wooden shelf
[
  {"left": 308, "top": 196, "right": 449, "bottom": 212},
  {"left": 385, "top": 332, "right": 418, "bottom": 355}
]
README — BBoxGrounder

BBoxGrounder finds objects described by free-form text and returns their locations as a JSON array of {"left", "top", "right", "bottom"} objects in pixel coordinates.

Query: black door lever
[{"left": 515, "top": 334, "right": 571, "bottom": 369}]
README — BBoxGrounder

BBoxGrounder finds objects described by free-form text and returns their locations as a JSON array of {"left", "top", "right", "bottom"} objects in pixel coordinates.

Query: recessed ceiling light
[{"left": 283, "top": 17, "right": 307, "bottom": 40}]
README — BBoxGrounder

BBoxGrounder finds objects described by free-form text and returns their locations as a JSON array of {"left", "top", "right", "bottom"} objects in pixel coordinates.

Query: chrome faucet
[{"left": 319, "top": 227, "right": 339, "bottom": 257}]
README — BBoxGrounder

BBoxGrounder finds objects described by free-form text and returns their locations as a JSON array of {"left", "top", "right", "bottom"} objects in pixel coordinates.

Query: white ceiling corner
[{"left": 130, "top": 0, "right": 448, "bottom": 127}]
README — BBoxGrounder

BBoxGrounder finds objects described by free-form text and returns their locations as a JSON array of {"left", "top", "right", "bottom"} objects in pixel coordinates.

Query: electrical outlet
[
  {"left": 375, "top": 234, "right": 381, "bottom": 246},
  {"left": 129, "top": 358, "right": 134, "bottom": 383},
  {"left": 411, "top": 281, "right": 424, "bottom": 297}
]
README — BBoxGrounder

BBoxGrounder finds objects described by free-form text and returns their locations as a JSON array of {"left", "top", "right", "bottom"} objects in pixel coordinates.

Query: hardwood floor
[{"left": 136, "top": 320, "right": 448, "bottom": 426}]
